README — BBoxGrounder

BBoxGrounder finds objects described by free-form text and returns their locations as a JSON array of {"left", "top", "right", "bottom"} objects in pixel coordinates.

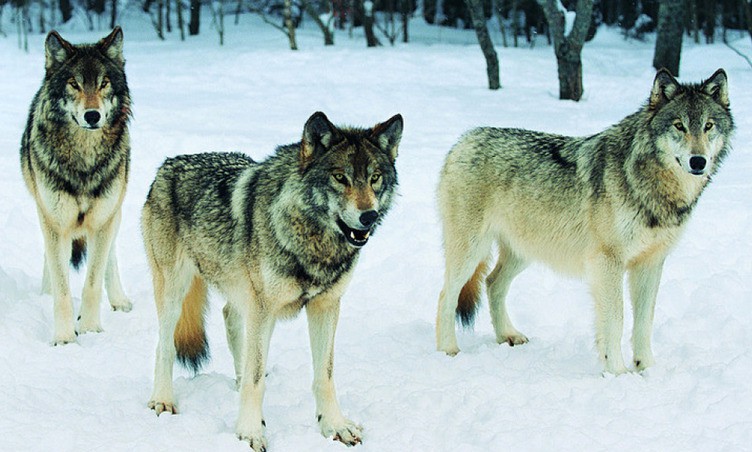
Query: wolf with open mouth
[{"left": 142, "top": 111, "right": 402, "bottom": 450}]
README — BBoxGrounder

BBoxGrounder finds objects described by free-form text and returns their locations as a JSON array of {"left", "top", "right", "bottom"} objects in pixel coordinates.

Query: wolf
[
  {"left": 20, "top": 27, "right": 133, "bottom": 345},
  {"left": 436, "top": 69, "right": 733, "bottom": 375},
  {"left": 142, "top": 111, "right": 403, "bottom": 450}
]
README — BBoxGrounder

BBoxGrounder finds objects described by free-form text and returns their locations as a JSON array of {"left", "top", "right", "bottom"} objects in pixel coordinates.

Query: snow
[{"left": 1, "top": 11, "right": 751, "bottom": 452}]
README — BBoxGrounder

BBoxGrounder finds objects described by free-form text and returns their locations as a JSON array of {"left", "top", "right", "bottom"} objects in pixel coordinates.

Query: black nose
[
  {"left": 359, "top": 210, "right": 379, "bottom": 228},
  {"left": 689, "top": 156, "right": 707, "bottom": 171},
  {"left": 84, "top": 110, "right": 101, "bottom": 126}
]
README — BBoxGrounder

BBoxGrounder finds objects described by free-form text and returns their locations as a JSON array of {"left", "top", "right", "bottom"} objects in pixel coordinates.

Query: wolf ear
[
  {"left": 45, "top": 31, "right": 75, "bottom": 74},
  {"left": 701, "top": 68, "right": 730, "bottom": 109},
  {"left": 98, "top": 26, "right": 124, "bottom": 66},
  {"left": 372, "top": 114, "right": 403, "bottom": 162},
  {"left": 301, "top": 111, "right": 337, "bottom": 171},
  {"left": 649, "top": 68, "right": 681, "bottom": 110}
]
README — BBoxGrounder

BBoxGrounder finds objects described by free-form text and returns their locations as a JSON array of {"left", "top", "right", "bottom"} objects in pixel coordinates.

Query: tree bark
[
  {"left": 302, "top": 0, "right": 335, "bottom": 45},
  {"left": 363, "top": 0, "right": 380, "bottom": 47},
  {"left": 189, "top": 0, "right": 201, "bottom": 35},
  {"left": 59, "top": 0, "right": 73, "bottom": 22},
  {"left": 465, "top": 0, "right": 500, "bottom": 89},
  {"left": 537, "top": 0, "right": 593, "bottom": 101},
  {"left": 653, "top": 0, "right": 683, "bottom": 76}
]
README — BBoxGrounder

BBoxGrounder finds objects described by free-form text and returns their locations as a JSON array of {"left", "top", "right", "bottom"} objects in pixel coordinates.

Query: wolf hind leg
[
  {"left": 436, "top": 226, "right": 493, "bottom": 356},
  {"left": 148, "top": 259, "right": 195, "bottom": 415},
  {"left": 487, "top": 244, "right": 529, "bottom": 346},
  {"left": 223, "top": 302, "right": 244, "bottom": 386},
  {"left": 307, "top": 296, "right": 362, "bottom": 446},
  {"left": 628, "top": 255, "right": 665, "bottom": 371},
  {"left": 586, "top": 253, "right": 628, "bottom": 375}
]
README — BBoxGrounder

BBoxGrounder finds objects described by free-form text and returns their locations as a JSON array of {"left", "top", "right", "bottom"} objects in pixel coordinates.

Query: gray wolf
[
  {"left": 20, "top": 27, "right": 133, "bottom": 345},
  {"left": 436, "top": 69, "right": 733, "bottom": 374},
  {"left": 142, "top": 111, "right": 403, "bottom": 450}
]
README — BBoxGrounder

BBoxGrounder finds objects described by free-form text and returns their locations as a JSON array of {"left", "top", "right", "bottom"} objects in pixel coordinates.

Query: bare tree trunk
[
  {"left": 178, "top": 0, "right": 185, "bottom": 40},
  {"left": 362, "top": 0, "right": 380, "bottom": 46},
  {"left": 742, "top": 0, "right": 752, "bottom": 43},
  {"left": 401, "top": 0, "right": 409, "bottom": 43},
  {"left": 39, "top": 0, "right": 46, "bottom": 33},
  {"left": 59, "top": 0, "right": 73, "bottom": 22},
  {"left": 284, "top": 0, "right": 297, "bottom": 49},
  {"left": 189, "top": 0, "right": 200, "bottom": 34},
  {"left": 653, "top": 0, "right": 683, "bottom": 76},
  {"left": 537, "top": 0, "right": 593, "bottom": 101},
  {"left": 302, "top": 0, "right": 335, "bottom": 45},
  {"left": 465, "top": 0, "right": 500, "bottom": 89},
  {"left": 110, "top": 0, "right": 118, "bottom": 28},
  {"left": 166, "top": 0, "right": 172, "bottom": 32}
]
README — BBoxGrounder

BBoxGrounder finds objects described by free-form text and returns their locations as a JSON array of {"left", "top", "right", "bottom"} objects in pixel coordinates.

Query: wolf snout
[
  {"left": 689, "top": 155, "right": 707, "bottom": 173},
  {"left": 84, "top": 110, "right": 101, "bottom": 128},
  {"left": 359, "top": 210, "right": 379, "bottom": 228}
]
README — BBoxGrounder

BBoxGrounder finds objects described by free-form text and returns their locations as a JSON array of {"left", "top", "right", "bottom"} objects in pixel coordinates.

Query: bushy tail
[
  {"left": 456, "top": 261, "right": 488, "bottom": 328},
  {"left": 175, "top": 275, "right": 210, "bottom": 372},
  {"left": 70, "top": 238, "right": 87, "bottom": 270}
]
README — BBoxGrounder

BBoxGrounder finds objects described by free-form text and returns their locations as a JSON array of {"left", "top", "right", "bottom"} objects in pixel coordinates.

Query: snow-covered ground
[{"left": 1, "top": 10, "right": 750, "bottom": 451}]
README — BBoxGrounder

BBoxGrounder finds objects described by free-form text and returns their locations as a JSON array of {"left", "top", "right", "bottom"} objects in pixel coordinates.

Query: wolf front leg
[
  {"left": 104, "top": 213, "right": 133, "bottom": 313},
  {"left": 306, "top": 296, "right": 362, "bottom": 446},
  {"left": 78, "top": 214, "right": 122, "bottom": 333},
  {"left": 628, "top": 255, "right": 666, "bottom": 371},
  {"left": 38, "top": 215, "right": 76, "bottom": 345},
  {"left": 586, "top": 253, "right": 629, "bottom": 375},
  {"left": 235, "top": 305, "right": 275, "bottom": 452}
]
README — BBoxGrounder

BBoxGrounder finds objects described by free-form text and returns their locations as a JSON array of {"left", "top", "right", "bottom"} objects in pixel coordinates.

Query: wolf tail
[
  {"left": 70, "top": 238, "right": 87, "bottom": 270},
  {"left": 456, "top": 261, "right": 489, "bottom": 328},
  {"left": 175, "top": 275, "right": 210, "bottom": 372}
]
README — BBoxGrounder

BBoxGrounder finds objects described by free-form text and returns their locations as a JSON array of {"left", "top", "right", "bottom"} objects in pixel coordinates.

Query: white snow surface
[{"left": 1, "top": 12, "right": 751, "bottom": 452}]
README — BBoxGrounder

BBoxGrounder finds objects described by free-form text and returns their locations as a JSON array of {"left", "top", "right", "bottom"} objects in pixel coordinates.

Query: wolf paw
[
  {"left": 319, "top": 415, "right": 363, "bottom": 447},
  {"left": 77, "top": 320, "right": 104, "bottom": 335},
  {"left": 110, "top": 298, "right": 133, "bottom": 312},
  {"left": 499, "top": 333, "right": 529, "bottom": 347},
  {"left": 633, "top": 355, "right": 655, "bottom": 372},
  {"left": 148, "top": 399, "right": 177, "bottom": 415},
  {"left": 237, "top": 431, "right": 267, "bottom": 452},
  {"left": 52, "top": 332, "right": 77, "bottom": 346}
]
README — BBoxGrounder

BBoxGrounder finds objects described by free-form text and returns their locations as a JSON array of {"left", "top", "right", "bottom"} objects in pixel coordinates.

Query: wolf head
[
  {"left": 299, "top": 111, "right": 403, "bottom": 248},
  {"left": 648, "top": 68, "right": 734, "bottom": 178},
  {"left": 43, "top": 27, "right": 130, "bottom": 131}
]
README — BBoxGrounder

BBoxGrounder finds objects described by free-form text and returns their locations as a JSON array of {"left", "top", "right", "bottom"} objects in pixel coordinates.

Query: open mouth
[{"left": 336, "top": 218, "right": 371, "bottom": 247}]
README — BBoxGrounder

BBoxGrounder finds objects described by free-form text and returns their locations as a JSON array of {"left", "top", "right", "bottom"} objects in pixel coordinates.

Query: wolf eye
[
  {"left": 68, "top": 79, "right": 80, "bottom": 90},
  {"left": 704, "top": 122, "right": 714, "bottom": 132},
  {"left": 332, "top": 173, "right": 347, "bottom": 184},
  {"left": 100, "top": 78, "right": 110, "bottom": 89},
  {"left": 673, "top": 121, "right": 686, "bottom": 132},
  {"left": 370, "top": 173, "right": 381, "bottom": 184}
]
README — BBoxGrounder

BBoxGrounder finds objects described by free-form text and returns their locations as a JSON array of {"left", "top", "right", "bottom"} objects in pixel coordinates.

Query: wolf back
[{"left": 436, "top": 69, "right": 734, "bottom": 374}]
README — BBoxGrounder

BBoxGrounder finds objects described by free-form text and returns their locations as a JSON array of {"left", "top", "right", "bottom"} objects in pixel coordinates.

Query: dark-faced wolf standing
[
  {"left": 20, "top": 27, "right": 133, "bottom": 345},
  {"left": 436, "top": 69, "right": 733, "bottom": 374},
  {"left": 142, "top": 112, "right": 403, "bottom": 450}
]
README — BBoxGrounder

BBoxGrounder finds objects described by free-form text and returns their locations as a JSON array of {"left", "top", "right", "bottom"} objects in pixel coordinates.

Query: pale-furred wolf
[
  {"left": 436, "top": 69, "right": 733, "bottom": 374},
  {"left": 20, "top": 27, "right": 133, "bottom": 345},
  {"left": 142, "top": 112, "right": 403, "bottom": 450}
]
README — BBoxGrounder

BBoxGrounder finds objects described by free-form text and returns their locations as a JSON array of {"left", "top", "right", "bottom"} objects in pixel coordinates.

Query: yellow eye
[
  {"left": 370, "top": 173, "right": 381, "bottom": 184},
  {"left": 332, "top": 173, "right": 346, "bottom": 184},
  {"left": 673, "top": 121, "right": 686, "bottom": 132},
  {"left": 704, "top": 122, "right": 714, "bottom": 132},
  {"left": 100, "top": 78, "right": 110, "bottom": 89},
  {"left": 68, "top": 79, "right": 80, "bottom": 90}
]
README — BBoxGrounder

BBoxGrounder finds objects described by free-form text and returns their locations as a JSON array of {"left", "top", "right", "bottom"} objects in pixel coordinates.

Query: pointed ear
[
  {"left": 301, "top": 112, "right": 337, "bottom": 171},
  {"left": 45, "top": 31, "right": 75, "bottom": 74},
  {"left": 649, "top": 68, "right": 681, "bottom": 111},
  {"left": 371, "top": 114, "right": 403, "bottom": 162},
  {"left": 701, "top": 68, "right": 729, "bottom": 109},
  {"left": 98, "top": 26, "right": 124, "bottom": 65}
]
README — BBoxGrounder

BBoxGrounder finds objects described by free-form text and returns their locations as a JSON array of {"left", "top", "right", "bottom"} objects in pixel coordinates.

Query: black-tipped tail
[
  {"left": 70, "top": 238, "right": 87, "bottom": 270},
  {"left": 174, "top": 276, "right": 210, "bottom": 373},
  {"left": 456, "top": 261, "right": 488, "bottom": 328}
]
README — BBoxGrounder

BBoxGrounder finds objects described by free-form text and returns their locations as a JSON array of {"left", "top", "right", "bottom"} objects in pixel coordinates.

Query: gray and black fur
[
  {"left": 436, "top": 69, "right": 733, "bottom": 375},
  {"left": 20, "top": 27, "right": 133, "bottom": 345},
  {"left": 143, "top": 111, "right": 402, "bottom": 450}
]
